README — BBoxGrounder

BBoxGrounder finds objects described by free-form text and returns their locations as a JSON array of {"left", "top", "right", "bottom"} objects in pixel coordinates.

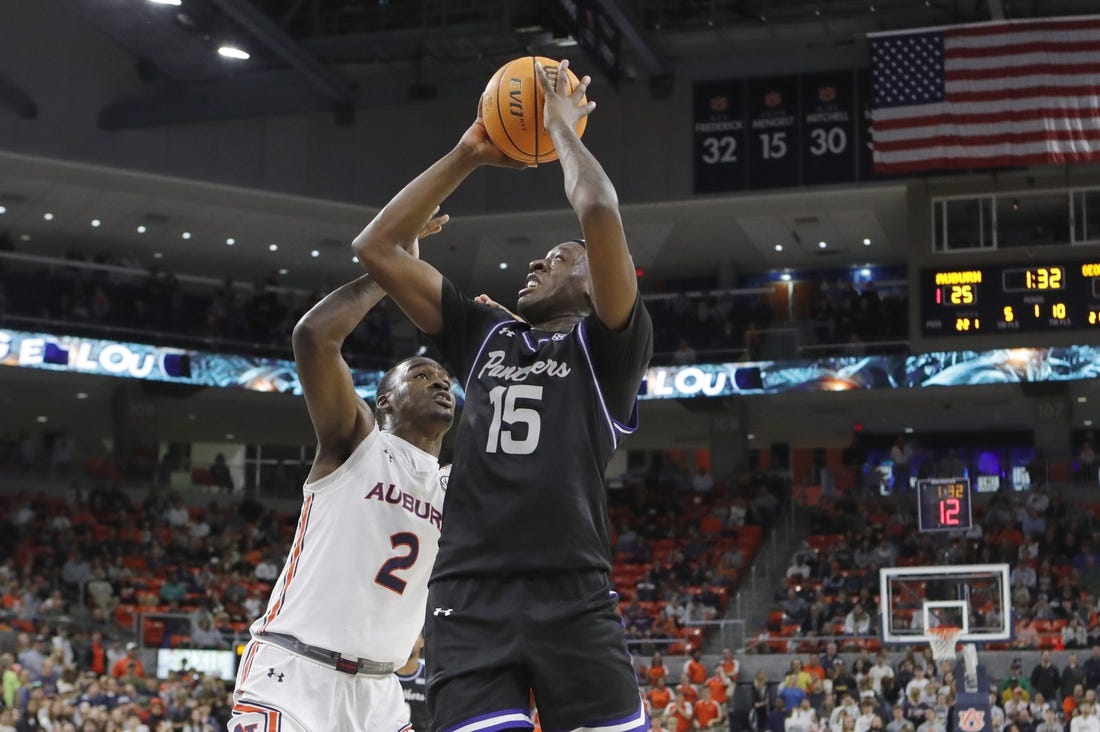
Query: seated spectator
[
  {"left": 110, "top": 643, "right": 145, "bottom": 680},
  {"left": 785, "top": 698, "right": 817, "bottom": 732},
  {"left": 190, "top": 617, "right": 227, "bottom": 649},
  {"left": 843, "top": 605, "right": 872, "bottom": 636}
]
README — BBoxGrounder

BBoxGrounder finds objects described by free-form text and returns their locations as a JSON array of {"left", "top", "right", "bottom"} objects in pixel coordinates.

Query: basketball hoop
[{"left": 928, "top": 627, "right": 962, "bottom": 661}]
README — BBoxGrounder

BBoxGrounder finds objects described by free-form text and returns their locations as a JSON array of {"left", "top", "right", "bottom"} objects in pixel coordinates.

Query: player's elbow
[
  {"left": 291, "top": 318, "right": 328, "bottom": 354},
  {"left": 573, "top": 192, "right": 620, "bottom": 222}
]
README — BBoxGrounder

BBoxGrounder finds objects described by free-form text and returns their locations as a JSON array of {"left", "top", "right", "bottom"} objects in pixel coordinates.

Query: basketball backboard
[{"left": 879, "top": 563, "right": 1011, "bottom": 644}]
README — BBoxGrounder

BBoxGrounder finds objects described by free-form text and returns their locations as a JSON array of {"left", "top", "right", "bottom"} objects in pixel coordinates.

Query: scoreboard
[
  {"left": 920, "top": 260, "right": 1100, "bottom": 337},
  {"left": 693, "top": 69, "right": 881, "bottom": 192},
  {"left": 917, "top": 478, "right": 973, "bottom": 533}
]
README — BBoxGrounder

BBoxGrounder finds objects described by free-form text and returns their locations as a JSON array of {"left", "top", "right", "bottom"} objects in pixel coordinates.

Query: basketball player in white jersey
[{"left": 229, "top": 213, "right": 454, "bottom": 732}]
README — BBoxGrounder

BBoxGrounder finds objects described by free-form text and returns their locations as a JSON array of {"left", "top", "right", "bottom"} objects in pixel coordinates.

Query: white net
[{"left": 928, "top": 627, "right": 962, "bottom": 661}]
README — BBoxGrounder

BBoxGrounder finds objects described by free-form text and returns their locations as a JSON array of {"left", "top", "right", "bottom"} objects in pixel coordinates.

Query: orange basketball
[{"left": 479, "top": 56, "right": 588, "bottom": 165}]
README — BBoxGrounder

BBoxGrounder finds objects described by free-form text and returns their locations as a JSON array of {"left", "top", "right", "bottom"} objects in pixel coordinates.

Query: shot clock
[
  {"left": 916, "top": 478, "right": 973, "bottom": 533},
  {"left": 921, "top": 261, "right": 1100, "bottom": 336}
]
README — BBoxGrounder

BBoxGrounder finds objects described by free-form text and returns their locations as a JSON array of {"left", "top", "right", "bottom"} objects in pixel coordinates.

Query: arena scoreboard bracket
[
  {"left": 920, "top": 260, "right": 1100, "bottom": 337},
  {"left": 916, "top": 478, "right": 972, "bottom": 533}
]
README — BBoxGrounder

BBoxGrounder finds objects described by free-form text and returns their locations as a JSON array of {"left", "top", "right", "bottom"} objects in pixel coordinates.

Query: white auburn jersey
[{"left": 251, "top": 428, "right": 448, "bottom": 665}]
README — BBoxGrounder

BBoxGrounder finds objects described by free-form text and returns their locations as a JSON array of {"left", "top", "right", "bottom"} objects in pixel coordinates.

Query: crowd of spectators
[
  {"left": 753, "top": 484, "right": 1100, "bottom": 655},
  {"left": 611, "top": 467, "right": 791, "bottom": 655},
  {"left": 662, "top": 644, "right": 1100, "bottom": 732},
  {"left": 806, "top": 282, "right": 908, "bottom": 355},
  {"left": 0, "top": 249, "right": 395, "bottom": 369},
  {"left": 638, "top": 647, "right": 741, "bottom": 731},
  {"left": 0, "top": 243, "right": 911, "bottom": 369},
  {"left": 0, "top": 482, "right": 297, "bottom": 728}
]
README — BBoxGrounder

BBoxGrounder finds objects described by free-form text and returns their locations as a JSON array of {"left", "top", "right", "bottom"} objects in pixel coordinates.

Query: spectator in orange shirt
[
  {"left": 684, "top": 649, "right": 707, "bottom": 685},
  {"left": 678, "top": 673, "right": 700, "bottom": 704},
  {"left": 665, "top": 689, "right": 694, "bottom": 732},
  {"left": 804, "top": 655, "right": 826, "bottom": 682},
  {"left": 705, "top": 664, "right": 733, "bottom": 709},
  {"left": 649, "top": 676, "right": 673, "bottom": 714},
  {"left": 647, "top": 652, "right": 670, "bottom": 687},
  {"left": 720, "top": 648, "right": 740, "bottom": 681},
  {"left": 694, "top": 686, "right": 725, "bottom": 729},
  {"left": 110, "top": 642, "right": 145, "bottom": 679}
]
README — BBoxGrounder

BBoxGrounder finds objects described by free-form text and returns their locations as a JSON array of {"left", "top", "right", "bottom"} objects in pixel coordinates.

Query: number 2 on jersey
[
  {"left": 374, "top": 532, "right": 419, "bottom": 595},
  {"left": 486, "top": 385, "right": 543, "bottom": 455}
]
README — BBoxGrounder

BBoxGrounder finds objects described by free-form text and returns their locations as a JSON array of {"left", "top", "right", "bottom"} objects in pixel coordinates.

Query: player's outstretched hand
[
  {"left": 536, "top": 58, "right": 594, "bottom": 135},
  {"left": 407, "top": 206, "right": 449, "bottom": 259},
  {"left": 474, "top": 293, "right": 524, "bottom": 322},
  {"left": 459, "top": 94, "right": 533, "bottom": 170}
]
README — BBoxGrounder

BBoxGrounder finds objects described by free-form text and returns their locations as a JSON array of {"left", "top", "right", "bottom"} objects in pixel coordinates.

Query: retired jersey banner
[{"left": 870, "top": 16, "right": 1100, "bottom": 173}]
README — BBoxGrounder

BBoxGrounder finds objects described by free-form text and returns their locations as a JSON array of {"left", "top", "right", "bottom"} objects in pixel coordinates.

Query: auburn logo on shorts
[{"left": 958, "top": 708, "right": 986, "bottom": 732}]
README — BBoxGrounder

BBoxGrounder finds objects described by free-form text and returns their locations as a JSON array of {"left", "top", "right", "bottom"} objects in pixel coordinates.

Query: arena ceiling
[
  {"left": 0, "top": 149, "right": 907, "bottom": 297},
  {"left": 37, "top": 0, "right": 1099, "bottom": 129}
]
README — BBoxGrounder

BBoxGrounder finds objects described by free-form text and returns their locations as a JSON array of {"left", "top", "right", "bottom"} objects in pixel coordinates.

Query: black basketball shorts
[{"left": 423, "top": 570, "right": 648, "bottom": 732}]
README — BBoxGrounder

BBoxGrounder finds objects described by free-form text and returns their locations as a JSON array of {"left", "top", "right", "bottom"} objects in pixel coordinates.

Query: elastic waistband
[{"left": 257, "top": 632, "right": 395, "bottom": 677}]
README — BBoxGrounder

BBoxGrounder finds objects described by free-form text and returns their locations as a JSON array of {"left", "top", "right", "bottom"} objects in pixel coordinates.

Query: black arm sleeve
[{"left": 582, "top": 295, "right": 654, "bottom": 423}]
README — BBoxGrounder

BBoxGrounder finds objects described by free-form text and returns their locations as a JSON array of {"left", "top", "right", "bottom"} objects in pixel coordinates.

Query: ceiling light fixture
[
  {"left": 278, "top": 268, "right": 288, "bottom": 275},
  {"left": 218, "top": 46, "right": 250, "bottom": 60},
  {"left": 818, "top": 240, "right": 827, "bottom": 249},
  {"left": 226, "top": 237, "right": 235, "bottom": 246},
  {"left": 36, "top": 415, "right": 47, "bottom": 423},
  {"left": 352, "top": 256, "right": 359, "bottom": 263},
  {"left": 774, "top": 244, "right": 783, "bottom": 252},
  {"left": 147, "top": 0, "right": 183, "bottom": 5},
  {"left": 76, "top": 392, "right": 88, "bottom": 400},
  {"left": 0, "top": 206, "right": 6, "bottom": 214},
  {"left": 43, "top": 212, "right": 54, "bottom": 221},
  {"left": 268, "top": 243, "right": 278, "bottom": 252},
  {"left": 153, "top": 252, "right": 164, "bottom": 259},
  {"left": 863, "top": 237, "right": 871, "bottom": 246},
  {"left": 91, "top": 219, "right": 101, "bottom": 227},
  {"left": 136, "top": 225, "right": 147, "bottom": 234},
  {"left": 181, "top": 231, "right": 192, "bottom": 240},
  {"left": 310, "top": 249, "right": 320, "bottom": 258},
  {"left": 499, "top": 262, "right": 508, "bottom": 269}
]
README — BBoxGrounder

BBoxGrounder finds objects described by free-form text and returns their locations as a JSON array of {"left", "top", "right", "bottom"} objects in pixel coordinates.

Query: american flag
[{"left": 870, "top": 16, "right": 1100, "bottom": 174}]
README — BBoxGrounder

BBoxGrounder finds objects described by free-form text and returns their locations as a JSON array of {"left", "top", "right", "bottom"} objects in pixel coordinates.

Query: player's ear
[{"left": 376, "top": 392, "right": 392, "bottom": 423}]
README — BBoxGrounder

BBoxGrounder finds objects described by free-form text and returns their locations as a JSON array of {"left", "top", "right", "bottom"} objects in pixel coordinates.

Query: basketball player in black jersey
[{"left": 354, "top": 59, "right": 653, "bottom": 732}]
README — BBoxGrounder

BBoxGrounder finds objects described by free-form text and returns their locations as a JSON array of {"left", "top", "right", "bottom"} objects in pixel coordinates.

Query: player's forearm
[
  {"left": 292, "top": 275, "right": 385, "bottom": 349},
  {"left": 354, "top": 146, "right": 479, "bottom": 263},
  {"left": 546, "top": 119, "right": 620, "bottom": 219}
]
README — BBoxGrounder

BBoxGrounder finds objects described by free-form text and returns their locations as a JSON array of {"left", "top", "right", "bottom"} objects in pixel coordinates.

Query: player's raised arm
[
  {"left": 536, "top": 59, "right": 638, "bottom": 331},
  {"left": 353, "top": 105, "right": 527, "bottom": 336},
  {"left": 296, "top": 213, "right": 447, "bottom": 479}
]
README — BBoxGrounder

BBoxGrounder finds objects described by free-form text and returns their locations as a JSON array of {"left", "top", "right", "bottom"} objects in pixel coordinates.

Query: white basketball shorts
[{"left": 228, "top": 640, "right": 412, "bottom": 732}]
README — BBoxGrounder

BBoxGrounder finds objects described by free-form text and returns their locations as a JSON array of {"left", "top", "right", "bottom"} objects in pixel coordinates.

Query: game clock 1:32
[{"left": 916, "top": 478, "right": 973, "bottom": 533}]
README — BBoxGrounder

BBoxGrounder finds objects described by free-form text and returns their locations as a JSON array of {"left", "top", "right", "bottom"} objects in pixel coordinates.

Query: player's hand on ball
[
  {"left": 536, "top": 59, "right": 594, "bottom": 135},
  {"left": 459, "top": 95, "right": 533, "bottom": 170}
]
